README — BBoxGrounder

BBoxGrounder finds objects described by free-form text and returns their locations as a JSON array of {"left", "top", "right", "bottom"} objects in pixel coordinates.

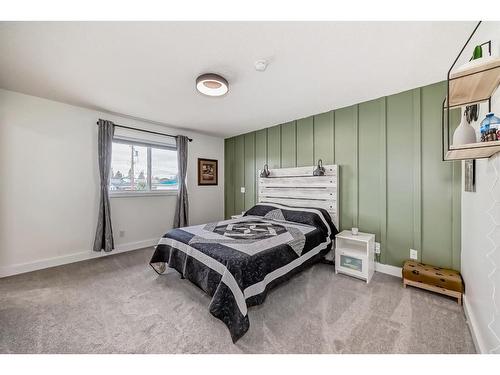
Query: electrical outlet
[
  {"left": 410, "top": 249, "right": 418, "bottom": 260},
  {"left": 375, "top": 242, "right": 381, "bottom": 254},
  {"left": 240, "top": 187, "right": 246, "bottom": 193},
  {"left": 119, "top": 230, "right": 125, "bottom": 238}
]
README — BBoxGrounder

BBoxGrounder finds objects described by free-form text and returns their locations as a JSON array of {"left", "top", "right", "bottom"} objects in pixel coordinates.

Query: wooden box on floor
[{"left": 402, "top": 260, "right": 464, "bottom": 305}]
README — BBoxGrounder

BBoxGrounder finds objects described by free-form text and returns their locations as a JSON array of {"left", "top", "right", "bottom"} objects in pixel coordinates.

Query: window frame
[{"left": 109, "top": 138, "right": 179, "bottom": 198}]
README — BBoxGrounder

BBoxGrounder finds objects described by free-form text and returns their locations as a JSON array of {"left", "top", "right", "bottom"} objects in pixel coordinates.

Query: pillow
[{"left": 244, "top": 203, "right": 338, "bottom": 239}]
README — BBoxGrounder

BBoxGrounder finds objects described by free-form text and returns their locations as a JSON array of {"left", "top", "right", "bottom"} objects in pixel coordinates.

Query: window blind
[{"left": 113, "top": 127, "right": 177, "bottom": 149}]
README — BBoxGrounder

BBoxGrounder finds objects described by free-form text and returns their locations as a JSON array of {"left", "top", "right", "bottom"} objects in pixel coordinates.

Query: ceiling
[{"left": 0, "top": 21, "right": 477, "bottom": 137}]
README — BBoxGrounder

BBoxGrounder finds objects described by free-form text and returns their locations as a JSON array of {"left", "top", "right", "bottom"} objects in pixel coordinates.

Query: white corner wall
[
  {"left": 0, "top": 89, "right": 224, "bottom": 277},
  {"left": 461, "top": 22, "right": 500, "bottom": 354}
]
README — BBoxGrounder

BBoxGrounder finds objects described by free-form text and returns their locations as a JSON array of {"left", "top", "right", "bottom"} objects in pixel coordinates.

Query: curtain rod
[{"left": 96, "top": 120, "right": 193, "bottom": 142}]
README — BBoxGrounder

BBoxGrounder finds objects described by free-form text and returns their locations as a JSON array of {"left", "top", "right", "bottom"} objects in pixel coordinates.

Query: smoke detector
[{"left": 254, "top": 59, "right": 268, "bottom": 72}]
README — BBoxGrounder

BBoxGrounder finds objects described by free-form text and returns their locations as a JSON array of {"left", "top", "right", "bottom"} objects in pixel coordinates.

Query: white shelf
[
  {"left": 335, "top": 231, "right": 374, "bottom": 243},
  {"left": 446, "top": 140, "right": 500, "bottom": 161},
  {"left": 449, "top": 56, "right": 500, "bottom": 108},
  {"left": 336, "top": 247, "right": 366, "bottom": 258}
]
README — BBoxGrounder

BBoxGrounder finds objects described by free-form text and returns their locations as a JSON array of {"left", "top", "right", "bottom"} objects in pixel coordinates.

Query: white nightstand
[
  {"left": 231, "top": 214, "right": 243, "bottom": 219},
  {"left": 335, "top": 230, "right": 375, "bottom": 283}
]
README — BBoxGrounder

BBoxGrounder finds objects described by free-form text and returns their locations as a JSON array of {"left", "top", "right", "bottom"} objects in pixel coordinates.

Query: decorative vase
[
  {"left": 453, "top": 112, "right": 477, "bottom": 146},
  {"left": 479, "top": 112, "right": 500, "bottom": 142}
]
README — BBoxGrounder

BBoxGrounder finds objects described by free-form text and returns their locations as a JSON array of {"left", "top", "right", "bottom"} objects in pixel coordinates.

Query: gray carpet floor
[{"left": 0, "top": 247, "right": 475, "bottom": 354}]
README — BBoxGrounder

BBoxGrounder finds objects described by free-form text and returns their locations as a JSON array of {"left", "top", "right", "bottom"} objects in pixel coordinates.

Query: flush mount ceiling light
[{"left": 196, "top": 73, "right": 229, "bottom": 97}]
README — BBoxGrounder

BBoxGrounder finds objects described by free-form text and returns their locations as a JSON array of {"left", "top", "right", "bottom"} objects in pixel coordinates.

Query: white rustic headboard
[{"left": 258, "top": 164, "right": 339, "bottom": 229}]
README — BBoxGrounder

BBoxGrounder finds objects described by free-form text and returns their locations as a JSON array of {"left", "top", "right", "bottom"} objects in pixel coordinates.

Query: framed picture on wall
[{"left": 198, "top": 158, "right": 218, "bottom": 186}]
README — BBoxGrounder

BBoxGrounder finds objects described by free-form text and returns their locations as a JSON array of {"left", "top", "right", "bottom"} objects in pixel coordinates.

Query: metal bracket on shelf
[{"left": 442, "top": 21, "right": 498, "bottom": 161}]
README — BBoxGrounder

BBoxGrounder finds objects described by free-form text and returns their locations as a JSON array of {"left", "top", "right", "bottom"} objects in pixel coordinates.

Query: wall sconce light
[
  {"left": 260, "top": 164, "right": 270, "bottom": 178},
  {"left": 313, "top": 159, "right": 325, "bottom": 176}
]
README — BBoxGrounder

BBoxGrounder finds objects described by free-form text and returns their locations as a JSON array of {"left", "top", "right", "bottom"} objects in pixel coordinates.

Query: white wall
[
  {"left": 0, "top": 89, "right": 224, "bottom": 277},
  {"left": 461, "top": 22, "right": 500, "bottom": 354}
]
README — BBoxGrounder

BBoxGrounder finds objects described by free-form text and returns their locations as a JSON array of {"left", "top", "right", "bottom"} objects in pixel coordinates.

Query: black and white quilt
[{"left": 150, "top": 203, "right": 338, "bottom": 342}]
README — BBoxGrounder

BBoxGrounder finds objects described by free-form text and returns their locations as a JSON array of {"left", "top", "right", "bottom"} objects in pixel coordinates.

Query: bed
[{"left": 149, "top": 164, "right": 339, "bottom": 342}]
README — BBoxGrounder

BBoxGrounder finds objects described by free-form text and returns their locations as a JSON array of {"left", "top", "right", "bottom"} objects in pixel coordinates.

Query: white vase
[{"left": 453, "top": 113, "right": 477, "bottom": 146}]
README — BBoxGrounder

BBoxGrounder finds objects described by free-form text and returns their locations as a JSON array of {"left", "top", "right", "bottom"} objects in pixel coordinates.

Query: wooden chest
[{"left": 402, "top": 260, "right": 464, "bottom": 304}]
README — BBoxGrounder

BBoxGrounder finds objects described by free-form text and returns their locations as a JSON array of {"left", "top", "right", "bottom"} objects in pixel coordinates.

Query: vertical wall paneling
[
  {"left": 334, "top": 106, "right": 357, "bottom": 230},
  {"left": 379, "top": 98, "right": 388, "bottom": 264},
  {"left": 296, "top": 116, "right": 314, "bottom": 167},
  {"left": 386, "top": 90, "right": 414, "bottom": 267},
  {"left": 421, "top": 82, "right": 455, "bottom": 268},
  {"left": 313, "top": 111, "right": 335, "bottom": 164},
  {"left": 224, "top": 81, "right": 461, "bottom": 269},
  {"left": 413, "top": 88, "right": 422, "bottom": 262},
  {"left": 333, "top": 111, "right": 336, "bottom": 164},
  {"left": 449, "top": 106, "right": 461, "bottom": 270},
  {"left": 234, "top": 135, "right": 245, "bottom": 215},
  {"left": 267, "top": 125, "right": 281, "bottom": 169},
  {"left": 451, "top": 109, "right": 462, "bottom": 270},
  {"left": 280, "top": 121, "right": 297, "bottom": 168},
  {"left": 224, "top": 138, "right": 235, "bottom": 219},
  {"left": 358, "top": 99, "right": 384, "bottom": 244},
  {"left": 255, "top": 129, "right": 267, "bottom": 204},
  {"left": 354, "top": 106, "right": 359, "bottom": 227},
  {"left": 244, "top": 132, "right": 256, "bottom": 210},
  {"left": 452, "top": 159, "right": 461, "bottom": 270}
]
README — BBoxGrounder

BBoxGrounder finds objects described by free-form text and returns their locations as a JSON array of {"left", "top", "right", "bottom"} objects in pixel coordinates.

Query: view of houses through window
[{"left": 110, "top": 141, "right": 178, "bottom": 192}]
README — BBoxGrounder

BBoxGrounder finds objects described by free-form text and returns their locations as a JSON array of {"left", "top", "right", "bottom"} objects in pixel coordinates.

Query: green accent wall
[
  {"left": 296, "top": 117, "right": 314, "bottom": 167},
  {"left": 224, "top": 81, "right": 461, "bottom": 269}
]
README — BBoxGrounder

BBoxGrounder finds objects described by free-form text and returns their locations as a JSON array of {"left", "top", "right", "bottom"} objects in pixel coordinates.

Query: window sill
[{"left": 110, "top": 190, "right": 178, "bottom": 198}]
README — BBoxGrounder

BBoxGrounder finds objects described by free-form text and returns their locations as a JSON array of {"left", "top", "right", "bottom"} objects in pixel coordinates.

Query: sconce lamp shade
[{"left": 260, "top": 164, "right": 270, "bottom": 178}]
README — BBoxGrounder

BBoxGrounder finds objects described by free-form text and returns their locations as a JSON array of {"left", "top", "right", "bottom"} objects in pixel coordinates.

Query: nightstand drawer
[
  {"left": 339, "top": 253, "right": 364, "bottom": 272},
  {"left": 335, "top": 247, "right": 369, "bottom": 281}
]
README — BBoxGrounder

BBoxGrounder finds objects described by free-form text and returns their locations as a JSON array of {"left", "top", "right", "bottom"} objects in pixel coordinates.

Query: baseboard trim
[
  {"left": 463, "top": 294, "right": 486, "bottom": 354},
  {"left": 0, "top": 238, "right": 158, "bottom": 278},
  {"left": 375, "top": 262, "right": 402, "bottom": 278},
  {"left": 2, "top": 246, "right": 404, "bottom": 279}
]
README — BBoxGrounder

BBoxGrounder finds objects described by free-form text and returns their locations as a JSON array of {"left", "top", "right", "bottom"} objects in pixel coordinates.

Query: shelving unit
[
  {"left": 442, "top": 21, "right": 500, "bottom": 161},
  {"left": 449, "top": 56, "right": 500, "bottom": 108},
  {"left": 447, "top": 140, "right": 500, "bottom": 160}
]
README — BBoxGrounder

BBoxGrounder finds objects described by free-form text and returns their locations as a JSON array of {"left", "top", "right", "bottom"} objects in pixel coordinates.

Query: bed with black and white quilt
[{"left": 149, "top": 203, "right": 338, "bottom": 342}]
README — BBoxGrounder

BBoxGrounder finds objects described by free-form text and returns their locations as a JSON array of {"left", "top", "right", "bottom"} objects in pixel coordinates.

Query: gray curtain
[
  {"left": 93, "top": 119, "right": 115, "bottom": 252},
  {"left": 173, "top": 135, "right": 189, "bottom": 228}
]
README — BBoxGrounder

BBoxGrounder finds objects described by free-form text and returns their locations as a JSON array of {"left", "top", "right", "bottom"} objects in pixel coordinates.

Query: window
[
  {"left": 151, "top": 147, "right": 178, "bottom": 191},
  {"left": 109, "top": 128, "right": 178, "bottom": 195}
]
